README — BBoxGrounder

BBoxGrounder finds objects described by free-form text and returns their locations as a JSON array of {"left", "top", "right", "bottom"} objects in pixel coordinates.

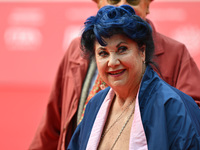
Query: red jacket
[{"left": 29, "top": 20, "right": 200, "bottom": 150}]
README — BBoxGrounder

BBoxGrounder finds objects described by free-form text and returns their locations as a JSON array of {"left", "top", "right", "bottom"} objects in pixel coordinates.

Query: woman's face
[
  {"left": 95, "top": 34, "right": 145, "bottom": 90},
  {"left": 97, "top": 0, "right": 151, "bottom": 20}
]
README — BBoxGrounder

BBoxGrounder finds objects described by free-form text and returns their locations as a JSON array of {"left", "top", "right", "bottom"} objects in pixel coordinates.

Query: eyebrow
[
  {"left": 97, "top": 46, "right": 106, "bottom": 51},
  {"left": 116, "top": 41, "right": 128, "bottom": 47},
  {"left": 96, "top": 41, "right": 128, "bottom": 51}
]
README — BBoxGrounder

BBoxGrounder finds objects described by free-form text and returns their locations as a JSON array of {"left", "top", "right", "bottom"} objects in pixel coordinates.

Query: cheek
[
  {"left": 122, "top": 54, "right": 136, "bottom": 65},
  {"left": 132, "top": 6, "right": 147, "bottom": 19},
  {"left": 98, "top": 1, "right": 108, "bottom": 8},
  {"left": 122, "top": 54, "right": 142, "bottom": 70},
  {"left": 96, "top": 58, "right": 107, "bottom": 74}
]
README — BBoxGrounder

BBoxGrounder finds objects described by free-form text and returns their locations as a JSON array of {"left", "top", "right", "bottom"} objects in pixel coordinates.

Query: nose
[
  {"left": 108, "top": 54, "right": 120, "bottom": 68},
  {"left": 116, "top": 0, "right": 129, "bottom": 6}
]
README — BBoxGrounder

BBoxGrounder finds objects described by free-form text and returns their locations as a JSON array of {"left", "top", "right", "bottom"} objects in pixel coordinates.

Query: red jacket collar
[{"left": 147, "top": 19, "right": 164, "bottom": 55}]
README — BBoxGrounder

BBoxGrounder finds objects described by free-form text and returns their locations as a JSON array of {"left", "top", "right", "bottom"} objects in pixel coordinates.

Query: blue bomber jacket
[{"left": 68, "top": 66, "right": 200, "bottom": 150}]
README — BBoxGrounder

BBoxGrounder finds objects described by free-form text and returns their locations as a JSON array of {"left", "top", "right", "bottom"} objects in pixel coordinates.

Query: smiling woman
[
  {"left": 67, "top": 5, "right": 200, "bottom": 150},
  {"left": 94, "top": 34, "right": 145, "bottom": 97}
]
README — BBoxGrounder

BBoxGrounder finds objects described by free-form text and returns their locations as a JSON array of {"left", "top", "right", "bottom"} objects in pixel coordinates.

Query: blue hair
[{"left": 81, "top": 5, "right": 156, "bottom": 68}]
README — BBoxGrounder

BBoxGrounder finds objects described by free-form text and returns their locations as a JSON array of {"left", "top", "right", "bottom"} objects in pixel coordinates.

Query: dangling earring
[{"left": 100, "top": 81, "right": 107, "bottom": 90}]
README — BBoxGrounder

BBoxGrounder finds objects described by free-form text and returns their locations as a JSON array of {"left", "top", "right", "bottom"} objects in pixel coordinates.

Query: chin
[{"left": 110, "top": 82, "right": 126, "bottom": 89}]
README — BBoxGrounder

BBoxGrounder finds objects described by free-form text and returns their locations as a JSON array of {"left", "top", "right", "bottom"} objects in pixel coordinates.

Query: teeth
[{"left": 110, "top": 70, "right": 123, "bottom": 75}]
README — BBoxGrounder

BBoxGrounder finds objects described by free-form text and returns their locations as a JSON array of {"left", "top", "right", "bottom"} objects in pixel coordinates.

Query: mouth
[{"left": 108, "top": 69, "right": 126, "bottom": 76}]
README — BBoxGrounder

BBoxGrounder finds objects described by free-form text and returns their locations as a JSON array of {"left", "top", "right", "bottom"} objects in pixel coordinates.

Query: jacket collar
[
  {"left": 147, "top": 19, "right": 164, "bottom": 56},
  {"left": 139, "top": 65, "right": 160, "bottom": 113},
  {"left": 68, "top": 56, "right": 89, "bottom": 96}
]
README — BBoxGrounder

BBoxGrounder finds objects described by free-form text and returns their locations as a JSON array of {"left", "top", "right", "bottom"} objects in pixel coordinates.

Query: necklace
[
  {"left": 111, "top": 105, "right": 135, "bottom": 150},
  {"left": 101, "top": 97, "right": 136, "bottom": 139}
]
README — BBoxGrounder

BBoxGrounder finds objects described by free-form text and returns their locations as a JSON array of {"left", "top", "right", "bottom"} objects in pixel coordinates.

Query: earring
[{"left": 100, "top": 81, "right": 107, "bottom": 90}]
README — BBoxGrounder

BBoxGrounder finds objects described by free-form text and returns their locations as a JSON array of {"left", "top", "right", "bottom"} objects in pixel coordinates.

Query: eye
[
  {"left": 98, "top": 50, "right": 109, "bottom": 57},
  {"left": 127, "top": 0, "right": 140, "bottom": 6},
  {"left": 118, "top": 46, "right": 128, "bottom": 53}
]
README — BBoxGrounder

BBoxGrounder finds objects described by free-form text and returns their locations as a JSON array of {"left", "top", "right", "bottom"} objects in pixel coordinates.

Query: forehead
[
  {"left": 96, "top": 0, "right": 149, "bottom": 3},
  {"left": 97, "top": 0, "right": 151, "bottom": 19},
  {"left": 94, "top": 0, "right": 152, "bottom": 2},
  {"left": 97, "top": 0, "right": 150, "bottom": 9},
  {"left": 95, "top": 34, "right": 137, "bottom": 48}
]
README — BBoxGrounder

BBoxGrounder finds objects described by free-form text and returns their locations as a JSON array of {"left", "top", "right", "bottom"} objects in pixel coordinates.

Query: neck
[
  {"left": 112, "top": 73, "right": 142, "bottom": 106},
  {"left": 114, "top": 86, "right": 138, "bottom": 108}
]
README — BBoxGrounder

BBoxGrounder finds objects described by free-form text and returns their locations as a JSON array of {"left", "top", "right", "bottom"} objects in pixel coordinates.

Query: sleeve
[
  {"left": 165, "top": 97, "right": 200, "bottom": 149},
  {"left": 67, "top": 96, "right": 93, "bottom": 150},
  {"left": 175, "top": 45, "right": 200, "bottom": 107},
  {"left": 28, "top": 38, "right": 78, "bottom": 150}
]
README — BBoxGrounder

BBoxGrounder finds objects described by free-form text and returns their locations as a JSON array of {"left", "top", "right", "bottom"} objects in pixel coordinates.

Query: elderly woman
[{"left": 67, "top": 5, "right": 200, "bottom": 150}]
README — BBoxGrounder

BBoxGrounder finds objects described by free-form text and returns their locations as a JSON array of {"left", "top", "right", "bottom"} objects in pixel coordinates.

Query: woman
[{"left": 67, "top": 5, "right": 200, "bottom": 150}]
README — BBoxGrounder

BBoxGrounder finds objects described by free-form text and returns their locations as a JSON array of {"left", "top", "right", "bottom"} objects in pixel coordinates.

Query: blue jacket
[{"left": 68, "top": 66, "right": 200, "bottom": 150}]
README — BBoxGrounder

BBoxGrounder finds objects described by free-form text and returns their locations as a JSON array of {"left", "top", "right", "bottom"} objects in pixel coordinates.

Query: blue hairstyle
[{"left": 81, "top": 5, "right": 155, "bottom": 67}]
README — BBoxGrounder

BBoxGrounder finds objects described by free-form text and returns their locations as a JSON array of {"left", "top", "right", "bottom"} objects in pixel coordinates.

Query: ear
[
  {"left": 146, "top": 0, "right": 152, "bottom": 15},
  {"left": 139, "top": 45, "right": 146, "bottom": 62},
  {"left": 146, "top": 5, "right": 150, "bottom": 15}
]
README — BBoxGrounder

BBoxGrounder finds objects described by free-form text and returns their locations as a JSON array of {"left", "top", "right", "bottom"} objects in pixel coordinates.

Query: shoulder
[
  {"left": 142, "top": 68, "right": 200, "bottom": 124},
  {"left": 61, "top": 36, "right": 89, "bottom": 72},
  {"left": 140, "top": 67, "right": 195, "bottom": 107},
  {"left": 63, "top": 37, "right": 82, "bottom": 59},
  {"left": 154, "top": 32, "right": 194, "bottom": 65},
  {"left": 155, "top": 32, "right": 188, "bottom": 54},
  {"left": 147, "top": 19, "right": 185, "bottom": 49},
  {"left": 150, "top": 75, "right": 191, "bottom": 106},
  {"left": 157, "top": 32, "right": 184, "bottom": 46},
  {"left": 148, "top": 19, "right": 189, "bottom": 56}
]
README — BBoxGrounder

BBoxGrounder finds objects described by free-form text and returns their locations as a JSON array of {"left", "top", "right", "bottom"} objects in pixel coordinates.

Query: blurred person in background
[{"left": 29, "top": 0, "right": 200, "bottom": 150}]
